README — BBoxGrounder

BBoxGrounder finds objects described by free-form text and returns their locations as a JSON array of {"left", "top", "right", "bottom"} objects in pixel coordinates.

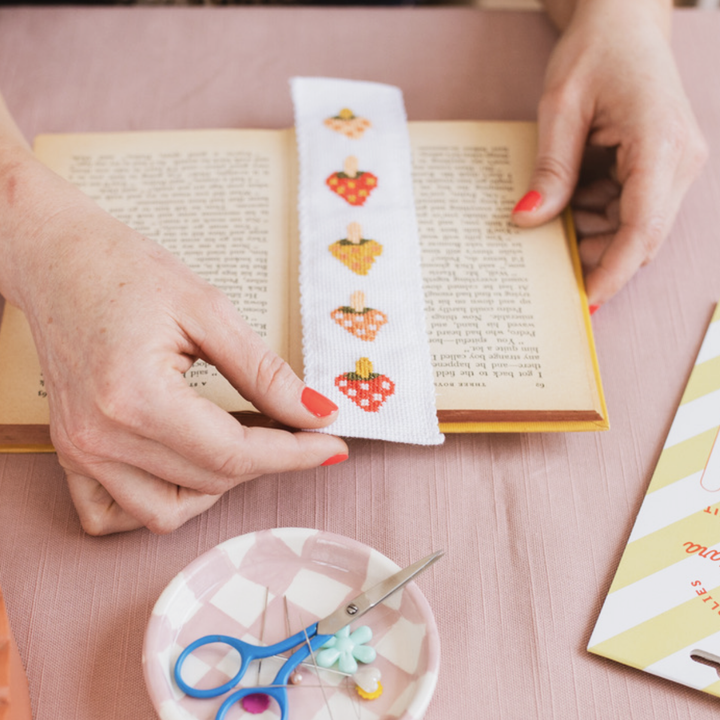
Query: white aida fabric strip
[{"left": 292, "top": 77, "right": 443, "bottom": 445}]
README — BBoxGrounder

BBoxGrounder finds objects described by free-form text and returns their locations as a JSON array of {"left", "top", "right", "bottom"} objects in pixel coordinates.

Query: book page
[
  {"left": 409, "top": 122, "right": 600, "bottom": 417},
  {"left": 29, "top": 130, "right": 292, "bottom": 414},
  {"left": 0, "top": 302, "right": 48, "bottom": 425}
]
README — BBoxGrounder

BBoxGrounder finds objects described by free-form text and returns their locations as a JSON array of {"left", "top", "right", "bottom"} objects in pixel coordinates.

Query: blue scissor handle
[
  {"left": 215, "top": 626, "right": 333, "bottom": 720},
  {"left": 174, "top": 634, "right": 257, "bottom": 698},
  {"left": 174, "top": 622, "right": 333, "bottom": 705}
]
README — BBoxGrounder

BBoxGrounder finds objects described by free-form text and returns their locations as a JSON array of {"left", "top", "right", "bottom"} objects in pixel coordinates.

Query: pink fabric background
[{"left": 0, "top": 7, "right": 719, "bottom": 718}]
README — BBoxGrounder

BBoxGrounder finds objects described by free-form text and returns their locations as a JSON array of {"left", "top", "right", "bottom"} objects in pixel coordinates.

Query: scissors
[{"left": 174, "top": 550, "right": 443, "bottom": 720}]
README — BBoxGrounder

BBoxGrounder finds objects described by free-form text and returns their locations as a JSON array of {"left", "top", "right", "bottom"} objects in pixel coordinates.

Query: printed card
[{"left": 589, "top": 302, "right": 720, "bottom": 696}]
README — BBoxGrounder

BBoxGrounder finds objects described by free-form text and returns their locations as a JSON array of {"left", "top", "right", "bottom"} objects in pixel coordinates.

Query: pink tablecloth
[{"left": 1, "top": 7, "right": 720, "bottom": 719}]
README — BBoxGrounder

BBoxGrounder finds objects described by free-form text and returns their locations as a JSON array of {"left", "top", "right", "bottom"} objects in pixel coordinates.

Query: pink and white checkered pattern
[{"left": 143, "top": 529, "right": 440, "bottom": 720}]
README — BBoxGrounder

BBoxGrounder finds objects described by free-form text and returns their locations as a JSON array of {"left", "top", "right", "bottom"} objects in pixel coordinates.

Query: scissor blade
[{"left": 317, "top": 550, "right": 444, "bottom": 636}]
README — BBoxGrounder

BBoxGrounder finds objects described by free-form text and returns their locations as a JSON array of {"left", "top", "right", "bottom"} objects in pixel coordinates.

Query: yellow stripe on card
[
  {"left": 681, "top": 356, "right": 720, "bottom": 406},
  {"left": 700, "top": 679, "right": 720, "bottom": 698},
  {"left": 590, "top": 583, "right": 720, "bottom": 670},
  {"left": 647, "top": 427, "right": 718, "bottom": 494},
  {"left": 610, "top": 510, "right": 720, "bottom": 593}
]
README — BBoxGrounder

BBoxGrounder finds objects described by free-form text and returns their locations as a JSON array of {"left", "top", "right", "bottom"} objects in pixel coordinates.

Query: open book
[{"left": 0, "top": 122, "right": 607, "bottom": 451}]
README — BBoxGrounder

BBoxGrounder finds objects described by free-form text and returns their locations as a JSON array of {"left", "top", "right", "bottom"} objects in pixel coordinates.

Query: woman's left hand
[{"left": 513, "top": 0, "right": 707, "bottom": 308}]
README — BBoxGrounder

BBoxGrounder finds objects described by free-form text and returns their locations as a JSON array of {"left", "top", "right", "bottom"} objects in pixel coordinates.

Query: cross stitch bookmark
[{"left": 292, "top": 77, "right": 443, "bottom": 445}]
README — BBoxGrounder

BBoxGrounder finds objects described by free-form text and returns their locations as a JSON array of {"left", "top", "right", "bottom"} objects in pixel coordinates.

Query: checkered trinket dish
[{"left": 143, "top": 528, "right": 440, "bottom": 720}]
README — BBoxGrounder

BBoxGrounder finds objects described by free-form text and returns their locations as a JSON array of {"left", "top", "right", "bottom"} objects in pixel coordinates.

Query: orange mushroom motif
[
  {"left": 324, "top": 108, "right": 372, "bottom": 139},
  {"left": 331, "top": 291, "right": 388, "bottom": 342}
]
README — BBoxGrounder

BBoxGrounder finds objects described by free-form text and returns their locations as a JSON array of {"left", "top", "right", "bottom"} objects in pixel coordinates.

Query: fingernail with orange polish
[
  {"left": 513, "top": 190, "right": 543, "bottom": 214},
  {"left": 302, "top": 387, "right": 338, "bottom": 417},
  {"left": 321, "top": 454, "right": 348, "bottom": 467},
  {"left": 589, "top": 304, "right": 601, "bottom": 316}
]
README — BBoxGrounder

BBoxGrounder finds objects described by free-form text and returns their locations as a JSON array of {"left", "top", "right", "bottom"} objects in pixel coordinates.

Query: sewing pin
[
  {"left": 283, "top": 595, "right": 306, "bottom": 686},
  {"left": 241, "top": 586, "right": 271, "bottom": 715},
  {"left": 302, "top": 622, "right": 336, "bottom": 720}
]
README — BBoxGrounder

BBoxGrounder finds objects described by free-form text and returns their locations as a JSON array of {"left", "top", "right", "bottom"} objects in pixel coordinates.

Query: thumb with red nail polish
[
  {"left": 301, "top": 387, "right": 338, "bottom": 418},
  {"left": 512, "top": 86, "right": 588, "bottom": 230},
  {"left": 513, "top": 190, "right": 543, "bottom": 215}
]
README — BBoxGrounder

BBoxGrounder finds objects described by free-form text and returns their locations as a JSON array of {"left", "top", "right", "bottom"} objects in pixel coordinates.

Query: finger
[
  {"left": 512, "top": 86, "right": 591, "bottom": 226},
  {"left": 65, "top": 470, "right": 144, "bottom": 535},
  {"left": 66, "top": 464, "right": 221, "bottom": 536},
  {"left": 52, "top": 339, "right": 348, "bottom": 497},
  {"left": 94, "top": 462, "right": 221, "bottom": 535},
  {"left": 147, "top": 384, "right": 348, "bottom": 493},
  {"left": 62, "top": 393, "right": 348, "bottom": 497},
  {"left": 572, "top": 210, "right": 619, "bottom": 238},
  {"left": 584, "top": 127, "right": 691, "bottom": 303},
  {"left": 590, "top": 132, "right": 706, "bottom": 304},
  {"left": 606, "top": 198, "right": 620, "bottom": 229},
  {"left": 578, "top": 233, "right": 614, "bottom": 271},
  {"left": 182, "top": 299, "right": 339, "bottom": 431},
  {"left": 571, "top": 178, "right": 621, "bottom": 212}
]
